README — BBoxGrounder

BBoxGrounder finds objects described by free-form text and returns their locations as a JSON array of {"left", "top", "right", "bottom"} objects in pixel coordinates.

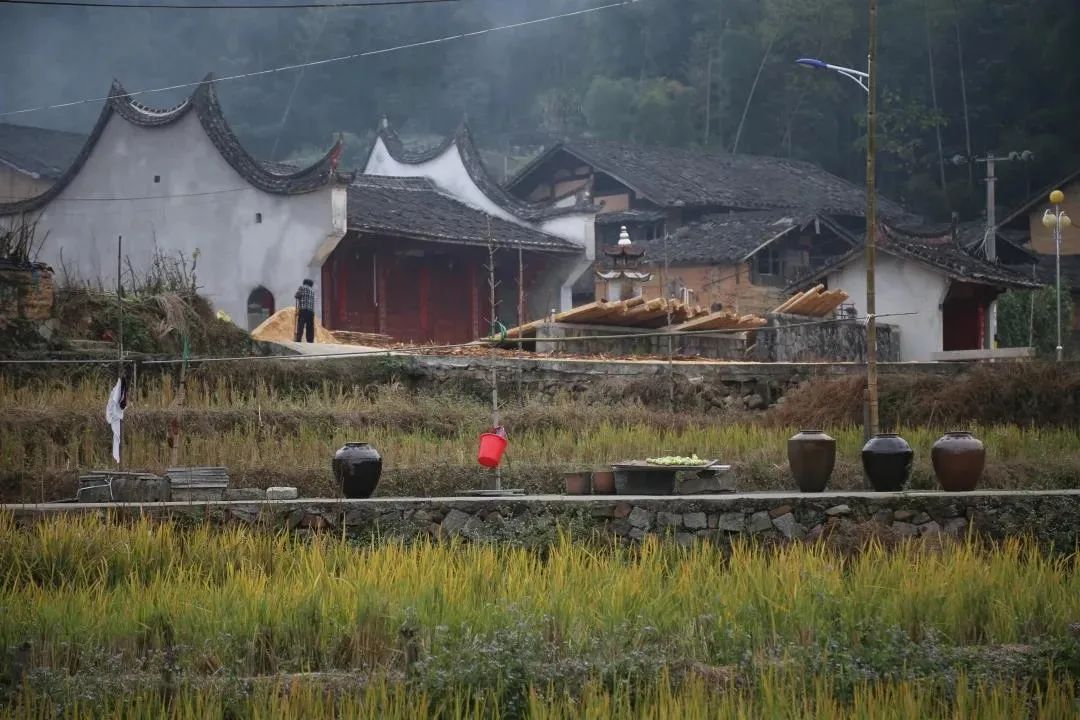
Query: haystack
[{"left": 251, "top": 307, "right": 338, "bottom": 344}]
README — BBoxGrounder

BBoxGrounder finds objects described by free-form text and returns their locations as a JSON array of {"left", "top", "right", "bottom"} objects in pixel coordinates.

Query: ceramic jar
[
  {"left": 787, "top": 430, "right": 836, "bottom": 493},
  {"left": 861, "top": 433, "right": 913, "bottom": 491},
  {"left": 931, "top": 431, "right": 985, "bottom": 492},
  {"left": 333, "top": 442, "right": 383, "bottom": 499}
]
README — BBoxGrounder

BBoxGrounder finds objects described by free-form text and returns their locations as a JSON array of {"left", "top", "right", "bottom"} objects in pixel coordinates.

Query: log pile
[
  {"left": 771, "top": 284, "right": 850, "bottom": 318},
  {"left": 499, "top": 296, "right": 767, "bottom": 340}
]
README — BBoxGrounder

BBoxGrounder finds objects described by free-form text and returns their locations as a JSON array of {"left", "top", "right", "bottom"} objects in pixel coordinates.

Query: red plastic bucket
[{"left": 478, "top": 432, "right": 508, "bottom": 468}]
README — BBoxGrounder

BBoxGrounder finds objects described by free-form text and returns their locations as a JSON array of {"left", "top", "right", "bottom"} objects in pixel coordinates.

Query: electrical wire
[
  {"left": 0, "top": 0, "right": 642, "bottom": 119},
  {"left": 0, "top": 0, "right": 459, "bottom": 9}
]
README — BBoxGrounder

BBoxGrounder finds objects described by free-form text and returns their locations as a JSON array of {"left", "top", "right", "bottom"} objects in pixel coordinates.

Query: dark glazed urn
[
  {"left": 861, "top": 434, "right": 913, "bottom": 492},
  {"left": 333, "top": 442, "right": 383, "bottom": 499},
  {"left": 787, "top": 430, "right": 836, "bottom": 493},
  {"left": 931, "top": 431, "right": 985, "bottom": 492}
]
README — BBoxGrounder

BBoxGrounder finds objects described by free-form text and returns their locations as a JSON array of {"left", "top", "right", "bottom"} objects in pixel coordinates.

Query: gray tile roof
[
  {"left": 794, "top": 223, "right": 1043, "bottom": 290},
  {"left": 347, "top": 176, "right": 580, "bottom": 254},
  {"left": 0, "top": 74, "right": 351, "bottom": 216},
  {"left": 507, "top": 138, "right": 911, "bottom": 220},
  {"left": 0, "top": 122, "right": 86, "bottom": 181},
  {"left": 637, "top": 210, "right": 810, "bottom": 265}
]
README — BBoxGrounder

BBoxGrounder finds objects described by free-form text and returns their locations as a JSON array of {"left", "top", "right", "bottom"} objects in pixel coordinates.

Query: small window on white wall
[
  {"left": 255, "top": 213, "right": 262, "bottom": 224},
  {"left": 153, "top": 175, "right": 161, "bottom": 183}
]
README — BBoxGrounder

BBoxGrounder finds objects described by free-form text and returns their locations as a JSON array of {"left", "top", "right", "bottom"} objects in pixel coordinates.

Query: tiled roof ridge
[{"left": 0, "top": 74, "right": 349, "bottom": 216}]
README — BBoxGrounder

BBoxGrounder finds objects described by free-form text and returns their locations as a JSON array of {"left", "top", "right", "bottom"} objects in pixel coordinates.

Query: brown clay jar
[
  {"left": 787, "top": 430, "right": 836, "bottom": 493},
  {"left": 931, "top": 431, "right": 985, "bottom": 492},
  {"left": 564, "top": 472, "right": 591, "bottom": 495},
  {"left": 591, "top": 470, "right": 616, "bottom": 494}
]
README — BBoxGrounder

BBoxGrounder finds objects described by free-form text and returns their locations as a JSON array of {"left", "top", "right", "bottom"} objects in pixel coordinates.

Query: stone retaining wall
[
  {"left": 7, "top": 490, "right": 1078, "bottom": 549},
  {"left": 752, "top": 314, "right": 902, "bottom": 363}
]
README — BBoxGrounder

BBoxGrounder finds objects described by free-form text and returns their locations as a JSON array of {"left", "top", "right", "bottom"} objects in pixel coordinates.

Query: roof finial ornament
[
  {"left": 618, "top": 225, "right": 632, "bottom": 246},
  {"left": 380, "top": 115, "right": 389, "bottom": 130}
]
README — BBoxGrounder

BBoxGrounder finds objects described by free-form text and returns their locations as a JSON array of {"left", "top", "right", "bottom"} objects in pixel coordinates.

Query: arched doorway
[{"left": 247, "top": 286, "right": 275, "bottom": 330}]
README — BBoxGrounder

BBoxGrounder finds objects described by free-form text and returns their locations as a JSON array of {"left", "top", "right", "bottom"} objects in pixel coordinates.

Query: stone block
[
  {"left": 678, "top": 472, "right": 735, "bottom": 495},
  {"left": 769, "top": 504, "right": 793, "bottom": 519},
  {"left": 919, "top": 521, "right": 942, "bottom": 536},
  {"left": 628, "top": 507, "right": 654, "bottom": 529},
  {"left": 676, "top": 532, "right": 695, "bottom": 548},
  {"left": 873, "top": 510, "right": 894, "bottom": 525},
  {"left": 748, "top": 511, "right": 772, "bottom": 533},
  {"left": 943, "top": 517, "right": 968, "bottom": 536},
  {"left": 610, "top": 519, "right": 631, "bottom": 536},
  {"left": 224, "top": 488, "right": 266, "bottom": 501},
  {"left": 805, "top": 524, "right": 825, "bottom": 542},
  {"left": 657, "top": 511, "right": 682, "bottom": 530},
  {"left": 825, "top": 504, "right": 851, "bottom": 517},
  {"left": 683, "top": 512, "right": 708, "bottom": 530},
  {"left": 441, "top": 508, "right": 473, "bottom": 534},
  {"left": 893, "top": 510, "right": 913, "bottom": 522},
  {"left": 716, "top": 512, "right": 746, "bottom": 532},
  {"left": 266, "top": 487, "right": 298, "bottom": 501},
  {"left": 772, "top": 513, "right": 806, "bottom": 540},
  {"left": 912, "top": 512, "right": 931, "bottom": 525},
  {"left": 629, "top": 527, "right": 646, "bottom": 541},
  {"left": 613, "top": 502, "right": 633, "bottom": 519},
  {"left": 892, "top": 522, "right": 918, "bottom": 537}
]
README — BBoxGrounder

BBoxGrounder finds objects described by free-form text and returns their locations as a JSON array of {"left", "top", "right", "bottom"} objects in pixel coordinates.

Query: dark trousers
[{"left": 295, "top": 309, "right": 315, "bottom": 343}]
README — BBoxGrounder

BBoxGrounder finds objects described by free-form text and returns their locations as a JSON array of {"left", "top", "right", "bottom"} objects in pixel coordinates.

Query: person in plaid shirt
[{"left": 294, "top": 279, "right": 316, "bottom": 343}]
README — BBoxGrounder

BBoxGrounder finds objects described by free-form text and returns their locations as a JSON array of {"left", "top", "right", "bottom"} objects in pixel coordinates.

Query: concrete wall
[
  {"left": 7, "top": 112, "right": 346, "bottom": 326},
  {"left": 1028, "top": 178, "right": 1080, "bottom": 256},
  {"left": 9, "top": 490, "right": 1079, "bottom": 550},
  {"left": 0, "top": 166, "right": 50, "bottom": 203},
  {"left": 753, "top": 314, "right": 901, "bottom": 363},
  {"left": 828, "top": 254, "right": 948, "bottom": 362}
]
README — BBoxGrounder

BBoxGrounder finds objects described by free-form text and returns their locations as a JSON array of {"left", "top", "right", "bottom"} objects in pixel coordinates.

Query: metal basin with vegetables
[{"left": 611, "top": 456, "right": 719, "bottom": 495}]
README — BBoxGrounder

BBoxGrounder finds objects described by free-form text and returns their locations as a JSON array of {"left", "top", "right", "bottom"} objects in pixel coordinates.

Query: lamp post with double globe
[{"left": 1042, "top": 189, "right": 1072, "bottom": 361}]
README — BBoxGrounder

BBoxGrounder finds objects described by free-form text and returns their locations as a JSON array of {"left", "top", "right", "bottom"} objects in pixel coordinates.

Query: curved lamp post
[
  {"left": 796, "top": 7, "right": 879, "bottom": 443},
  {"left": 1042, "top": 189, "right": 1072, "bottom": 361}
]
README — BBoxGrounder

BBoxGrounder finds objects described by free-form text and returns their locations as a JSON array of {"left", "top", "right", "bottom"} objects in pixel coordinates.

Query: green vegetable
[{"left": 645, "top": 454, "right": 706, "bottom": 466}]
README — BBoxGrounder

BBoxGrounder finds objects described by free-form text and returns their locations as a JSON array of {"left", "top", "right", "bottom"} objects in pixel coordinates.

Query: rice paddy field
[
  {"left": 2, "top": 365, "right": 1079, "bottom": 502},
  {"left": 1, "top": 516, "right": 1079, "bottom": 718}
]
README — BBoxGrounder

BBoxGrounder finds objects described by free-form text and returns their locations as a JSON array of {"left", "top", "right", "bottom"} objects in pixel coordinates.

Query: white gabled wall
[
  {"left": 365, "top": 135, "right": 596, "bottom": 312},
  {"left": 22, "top": 111, "right": 344, "bottom": 328},
  {"left": 827, "top": 253, "right": 949, "bottom": 362}
]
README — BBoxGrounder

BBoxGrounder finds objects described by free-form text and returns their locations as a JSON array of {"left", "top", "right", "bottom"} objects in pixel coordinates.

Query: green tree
[{"left": 997, "top": 285, "right": 1076, "bottom": 358}]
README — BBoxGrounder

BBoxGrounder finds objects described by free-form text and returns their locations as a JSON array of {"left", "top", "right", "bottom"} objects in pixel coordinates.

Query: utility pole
[
  {"left": 865, "top": 0, "right": 880, "bottom": 437},
  {"left": 116, "top": 235, "right": 124, "bottom": 470},
  {"left": 703, "top": 48, "right": 713, "bottom": 146}
]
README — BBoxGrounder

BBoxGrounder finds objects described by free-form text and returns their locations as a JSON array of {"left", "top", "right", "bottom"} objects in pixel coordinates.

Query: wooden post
[
  {"left": 116, "top": 235, "right": 124, "bottom": 470},
  {"left": 865, "top": 0, "right": 880, "bottom": 439}
]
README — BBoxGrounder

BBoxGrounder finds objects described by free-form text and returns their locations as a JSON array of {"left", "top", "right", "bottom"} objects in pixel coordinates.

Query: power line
[
  {"left": 0, "top": 187, "right": 253, "bottom": 202},
  {"left": 0, "top": 0, "right": 458, "bottom": 8},
  {"left": 0, "top": 0, "right": 642, "bottom": 119}
]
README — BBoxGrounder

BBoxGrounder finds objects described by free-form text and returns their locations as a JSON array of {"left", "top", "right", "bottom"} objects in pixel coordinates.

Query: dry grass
[{"left": 1, "top": 368, "right": 1079, "bottom": 501}]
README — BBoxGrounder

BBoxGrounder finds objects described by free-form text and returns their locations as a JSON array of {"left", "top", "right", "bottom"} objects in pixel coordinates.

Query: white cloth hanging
[{"left": 105, "top": 378, "right": 126, "bottom": 464}]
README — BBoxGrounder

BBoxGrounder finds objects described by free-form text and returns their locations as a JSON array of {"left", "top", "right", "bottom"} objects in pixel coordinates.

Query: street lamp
[
  {"left": 1042, "top": 189, "right": 1072, "bottom": 361},
  {"left": 795, "top": 1, "right": 879, "bottom": 442}
]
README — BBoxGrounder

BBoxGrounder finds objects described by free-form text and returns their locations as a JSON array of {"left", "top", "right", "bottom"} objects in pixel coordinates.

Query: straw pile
[{"left": 251, "top": 307, "right": 338, "bottom": 344}]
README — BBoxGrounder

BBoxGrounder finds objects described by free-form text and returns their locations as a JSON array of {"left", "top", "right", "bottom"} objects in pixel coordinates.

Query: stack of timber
[
  {"left": 498, "top": 296, "right": 767, "bottom": 341},
  {"left": 771, "top": 284, "right": 850, "bottom": 318},
  {"left": 671, "top": 309, "right": 768, "bottom": 332},
  {"left": 166, "top": 466, "right": 230, "bottom": 502}
]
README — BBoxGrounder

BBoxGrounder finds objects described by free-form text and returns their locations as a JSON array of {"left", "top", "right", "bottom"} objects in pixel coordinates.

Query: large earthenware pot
[
  {"left": 861, "top": 434, "right": 913, "bottom": 492},
  {"left": 787, "top": 429, "right": 836, "bottom": 493},
  {"left": 931, "top": 431, "right": 985, "bottom": 492},
  {"left": 564, "top": 471, "right": 591, "bottom": 495},
  {"left": 333, "top": 442, "right": 382, "bottom": 499},
  {"left": 591, "top": 470, "right": 617, "bottom": 495}
]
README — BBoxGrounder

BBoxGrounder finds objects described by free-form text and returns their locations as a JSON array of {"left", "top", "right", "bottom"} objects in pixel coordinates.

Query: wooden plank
[
  {"left": 774, "top": 284, "right": 823, "bottom": 314},
  {"left": 553, "top": 300, "right": 607, "bottom": 324}
]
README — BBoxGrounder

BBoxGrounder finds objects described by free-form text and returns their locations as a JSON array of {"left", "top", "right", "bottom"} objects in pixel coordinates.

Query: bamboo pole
[{"left": 866, "top": 0, "right": 880, "bottom": 436}]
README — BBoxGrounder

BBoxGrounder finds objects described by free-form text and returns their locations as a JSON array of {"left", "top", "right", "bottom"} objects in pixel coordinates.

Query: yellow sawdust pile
[{"left": 251, "top": 307, "right": 338, "bottom": 344}]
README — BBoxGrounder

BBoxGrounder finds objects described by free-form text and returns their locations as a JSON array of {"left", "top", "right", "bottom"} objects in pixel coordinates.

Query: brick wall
[{"left": 0, "top": 266, "right": 54, "bottom": 322}]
